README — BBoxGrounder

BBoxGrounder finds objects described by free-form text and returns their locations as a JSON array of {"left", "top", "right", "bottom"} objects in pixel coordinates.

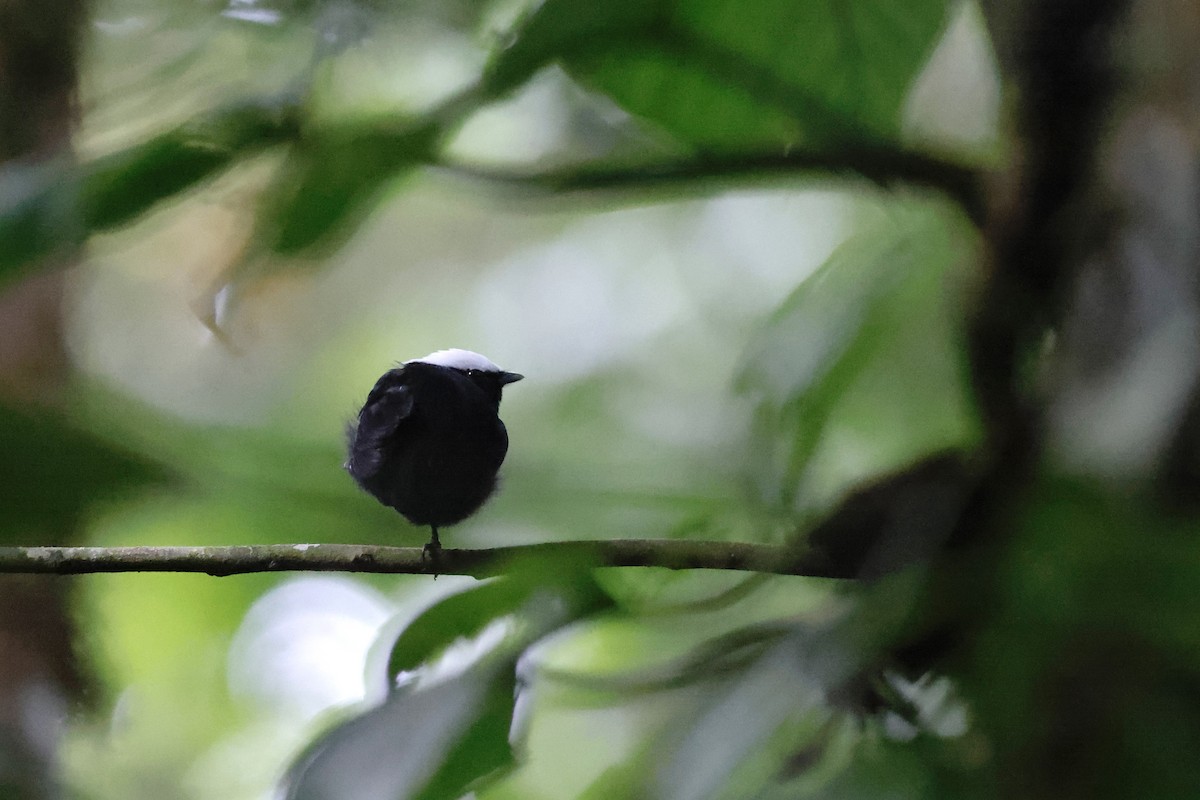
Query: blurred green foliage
[
  {"left": 485, "top": 0, "right": 950, "bottom": 149},
  {"left": 2, "top": 0, "right": 1197, "bottom": 799},
  {"left": 0, "top": 403, "right": 163, "bottom": 541}
]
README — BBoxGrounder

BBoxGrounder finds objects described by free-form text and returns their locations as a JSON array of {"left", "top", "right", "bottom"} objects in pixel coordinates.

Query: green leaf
[
  {"left": 654, "top": 628, "right": 850, "bottom": 800},
  {"left": 413, "top": 672, "right": 518, "bottom": 800},
  {"left": 0, "top": 103, "right": 294, "bottom": 288},
  {"left": 484, "top": 1, "right": 664, "bottom": 97},
  {"left": 290, "top": 568, "right": 611, "bottom": 800},
  {"left": 388, "top": 562, "right": 612, "bottom": 683},
  {"left": 739, "top": 201, "right": 980, "bottom": 510},
  {"left": 259, "top": 121, "right": 438, "bottom": 255},
  {"left": 487, "top": 0, "right": 952, "bottom": 151},
  {"left": 576, "top": 759, "right": 654, "bottom": 800},
  {"left": 284, "top": 662, "right": 516, "bottom": 800},
  {"left": 81, "top": 102, "right": 295, "bottom": 232},
  {"left": 388, "top": 580, "right": 542, "bottom": 680}
]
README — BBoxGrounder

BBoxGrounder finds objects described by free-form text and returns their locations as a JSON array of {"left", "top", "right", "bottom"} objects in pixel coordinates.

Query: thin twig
[{"left": 0, "top": 540, "right": 848, "bottom": 579}]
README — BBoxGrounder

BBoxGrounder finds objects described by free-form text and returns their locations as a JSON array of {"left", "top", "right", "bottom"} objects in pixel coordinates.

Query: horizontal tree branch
[
  {"left": 438, "top": 148, "right": 985, "bottom": 224},
  {"left": 0, "top": 540, "right": 848, "bottom": 580}
]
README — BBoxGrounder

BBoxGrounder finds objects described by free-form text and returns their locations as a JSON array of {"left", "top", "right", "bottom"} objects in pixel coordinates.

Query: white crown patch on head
[{"left": 409, "top": 348, "right": 504, "bottom": 373}]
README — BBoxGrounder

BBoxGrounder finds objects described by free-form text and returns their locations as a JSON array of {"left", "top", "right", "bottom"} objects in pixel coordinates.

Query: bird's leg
[{"left": 422, "top": 525, "right": 443, "bottom": 565}]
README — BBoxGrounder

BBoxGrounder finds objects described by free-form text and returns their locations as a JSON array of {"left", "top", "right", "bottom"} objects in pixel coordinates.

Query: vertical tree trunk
[{"left": 0, "top": 2, "right": 90, "bottom": 797}]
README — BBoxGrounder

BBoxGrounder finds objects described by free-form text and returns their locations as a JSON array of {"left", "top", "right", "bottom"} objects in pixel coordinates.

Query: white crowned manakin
[{"left": 345, "top": 349, "right": 523, "bottom": 553}]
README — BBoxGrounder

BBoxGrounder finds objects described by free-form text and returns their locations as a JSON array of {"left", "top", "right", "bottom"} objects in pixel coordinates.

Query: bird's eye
[{"left": 467, "top": 369, "right": 478, "bottom": 376}]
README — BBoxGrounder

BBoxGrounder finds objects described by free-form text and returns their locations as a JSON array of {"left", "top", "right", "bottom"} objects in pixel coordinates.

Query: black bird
[{"left": 346, "top": 349, "right": 523, "bottom": 554}]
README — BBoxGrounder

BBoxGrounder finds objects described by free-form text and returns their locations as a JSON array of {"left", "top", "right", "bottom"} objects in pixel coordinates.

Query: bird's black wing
[{"left": 345, "top": 370, "right": 415, "bottom": 481}]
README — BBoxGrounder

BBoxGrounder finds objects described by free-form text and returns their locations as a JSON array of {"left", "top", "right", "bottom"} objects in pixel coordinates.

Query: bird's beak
[{"left": 499, "top": 371, "right": 524, "bottom": 385}]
